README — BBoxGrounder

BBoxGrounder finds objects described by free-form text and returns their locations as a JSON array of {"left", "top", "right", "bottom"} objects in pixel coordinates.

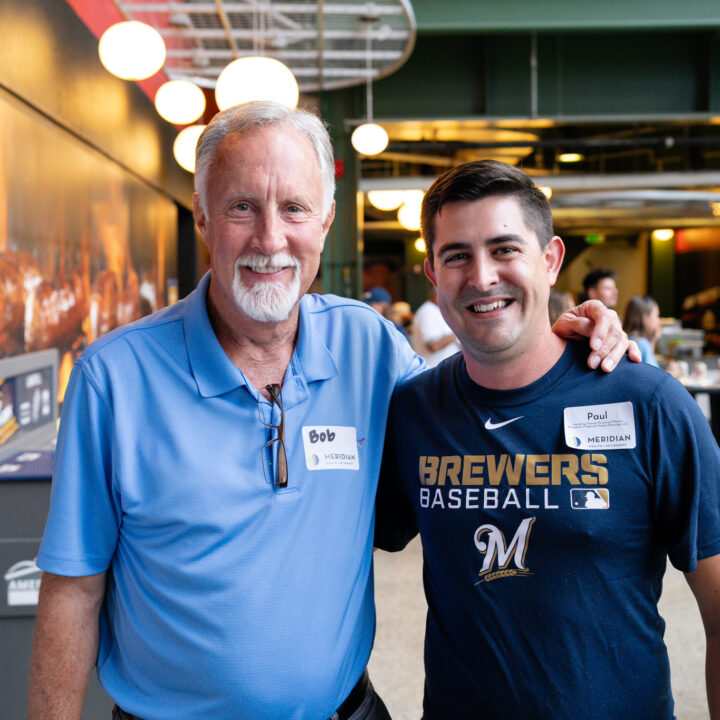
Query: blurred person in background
[
  {"left": 389, "top": 301, "right": 414, "bottom": 338},
  {"left": 363, "top": 286, "right": 410, "bottom": 342},
  {"left": 413, "top": 288, "right": 461, "bottom": 367},
  {"left": 623, "top": 295, "right": 661, "bottom": 367},
  {"left": 583, "top": 267, "right": 619, "bottom": 309}
]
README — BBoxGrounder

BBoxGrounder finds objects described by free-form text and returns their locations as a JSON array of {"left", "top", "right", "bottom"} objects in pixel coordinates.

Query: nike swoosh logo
[{"left": 484, "top": 416, "right": 523, "bottom": 430}]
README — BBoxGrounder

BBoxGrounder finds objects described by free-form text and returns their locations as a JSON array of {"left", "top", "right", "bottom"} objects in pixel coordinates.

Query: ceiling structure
[
  {"left": 360, "top": 117, "right": 720, "bottom": 237},
  {"left": 111, "top": 0, "right": 416, "bottom": 91},
  {"left": 80, "top": 2, "right": 720, "bottom": 239}
]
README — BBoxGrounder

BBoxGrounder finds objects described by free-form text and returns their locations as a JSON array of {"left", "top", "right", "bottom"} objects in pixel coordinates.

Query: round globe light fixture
[
  {"left": 173, "top": 125, "right": 206, "bottom": 173},
  {"left": 398, "top": 203, "right": 422, "bottom": 231},
  {"left": 98, "top": 21, "right": 166, "bottom": 81},
  {"left": 215, "top": 57, "right": 299, "bottom": 111},
  {"left": 414, "top": 237, "right": 427, "bottom": 253},
  {"left": 351, "top": 123, "right": 389, "bottom": 156},
  {"left": 367, "top": 190, "right": 406, "bottom": 211},
  {"left": 155, "top": 80, "right": 206, "bottom": 125},
  {"left": 402, "top": 189, "right": 425, "bottom": 207}
]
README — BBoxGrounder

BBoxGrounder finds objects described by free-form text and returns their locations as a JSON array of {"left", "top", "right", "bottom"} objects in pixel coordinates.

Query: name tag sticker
[
  {"left": 563, "top": 401, "right": 636, "bottom": 450},
  {"left": 302, "top": 426, "right": 359, "bottom": 470}
]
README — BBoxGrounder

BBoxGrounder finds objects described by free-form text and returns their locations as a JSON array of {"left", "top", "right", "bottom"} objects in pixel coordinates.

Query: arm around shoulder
[
  {"left": 685, "top": 555, "right": 720, "bottom": 720},
  {"left": 28, "top": 571, "right": 107, "bottom": 720}
]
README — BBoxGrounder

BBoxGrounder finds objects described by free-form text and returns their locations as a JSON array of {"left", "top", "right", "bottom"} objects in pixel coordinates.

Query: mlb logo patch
[{"left": 570, "top": 488, "right": 609, "bottom": 510}]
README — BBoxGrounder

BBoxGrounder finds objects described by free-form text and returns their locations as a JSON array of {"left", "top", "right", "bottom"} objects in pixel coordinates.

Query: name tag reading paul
[
  {"left": 302, "top": 426, "right": 360, "bottom": 470},
  {"left": 563, "top": 401, "right": 636, "bottom": 450}
]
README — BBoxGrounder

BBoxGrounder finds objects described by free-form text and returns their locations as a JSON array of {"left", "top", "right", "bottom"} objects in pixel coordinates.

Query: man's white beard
[{"left": 231, "top": 252, "right": 302, "bottom": 323}]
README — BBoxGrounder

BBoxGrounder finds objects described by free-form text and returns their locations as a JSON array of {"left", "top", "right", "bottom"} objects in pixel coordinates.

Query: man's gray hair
[{"left": 194, "top": 101, "right": 336, "bottom": 221}]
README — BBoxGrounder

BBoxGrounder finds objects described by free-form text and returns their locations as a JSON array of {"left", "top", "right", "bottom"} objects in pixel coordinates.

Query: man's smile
[{"left": 467, "top": 299, "right": 513, "bottom": 314}]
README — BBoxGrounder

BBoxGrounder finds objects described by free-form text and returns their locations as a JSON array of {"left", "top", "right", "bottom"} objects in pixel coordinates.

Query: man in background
[
  {"left": 412, "top": 288, "right": 461, "bottom": 367},
  {"left": 377, "top": 159, "right": 720, "bottom": 719},
  {"left": 363, "top": 286, "right": 409, "bottom": 341},
  {"left": 582, "top": 267, "right": 618, "bottom": 308}
]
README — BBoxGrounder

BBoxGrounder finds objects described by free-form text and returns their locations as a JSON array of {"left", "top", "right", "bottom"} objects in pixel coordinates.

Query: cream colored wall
[{"left": 555, "top": 234, "right": 649, "bottom": 317}]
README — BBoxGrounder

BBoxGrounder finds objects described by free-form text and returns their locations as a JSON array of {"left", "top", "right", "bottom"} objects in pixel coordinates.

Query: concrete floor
[{"left": 369, "top": 538, "right": 708, "bottom": 720}]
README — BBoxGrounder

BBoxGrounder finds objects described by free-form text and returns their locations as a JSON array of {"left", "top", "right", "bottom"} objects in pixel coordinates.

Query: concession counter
[{"left": 0, "top": 350, "right": 112, "bottom": 719}]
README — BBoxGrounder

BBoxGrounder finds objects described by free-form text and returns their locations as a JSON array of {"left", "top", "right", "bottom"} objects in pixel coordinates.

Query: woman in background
[{"left": 623, "top": 295, "right": 662, "bottom": 367}]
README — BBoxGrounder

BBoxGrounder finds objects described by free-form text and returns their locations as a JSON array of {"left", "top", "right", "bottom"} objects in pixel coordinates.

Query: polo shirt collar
[
  {"left": 184, "top": 272, "right": 248, "bottom": 397},
  {"left": 184, "top": 272, "right": 338, "bottom": 398},
  {"left": 291, "top": 296, "right": 338, "bottom": 385}
]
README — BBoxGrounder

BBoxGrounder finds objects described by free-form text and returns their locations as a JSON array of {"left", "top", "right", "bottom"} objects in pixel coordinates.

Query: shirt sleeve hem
[{"left": 37, "top": 551, "right": 110, "bottom": 577}]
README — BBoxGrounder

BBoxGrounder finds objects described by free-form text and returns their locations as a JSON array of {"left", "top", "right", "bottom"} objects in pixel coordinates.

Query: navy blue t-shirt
[{"left": 376, "top": 341, "right": 720, "bottom": 720}]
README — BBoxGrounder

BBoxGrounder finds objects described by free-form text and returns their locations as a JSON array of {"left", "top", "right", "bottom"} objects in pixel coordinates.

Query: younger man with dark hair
[
  {"left": 583, "top": 267, "right": 619, "bottom": 308},
  {"left": 376, "top": 160, "right": 720, "bottom": 720}
]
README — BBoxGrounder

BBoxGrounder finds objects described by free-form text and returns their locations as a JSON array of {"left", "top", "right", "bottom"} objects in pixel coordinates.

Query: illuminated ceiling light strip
[
  {"left": 651, "top": 228, "right": 675, "bottom": 241},
  {"left": 557, "top": 152, "right": 584, "bottom": 163}
]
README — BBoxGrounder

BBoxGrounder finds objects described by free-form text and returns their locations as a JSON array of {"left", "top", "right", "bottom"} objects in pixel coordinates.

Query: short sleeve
[
  {"left": 393, "top": 323, "right": 426, "bottom": 383},
  {"left": 374, "top": 392, "right": 419, "bottom": 552},
  {"left": 650, "top": 375, "right": 720, "bottom": 572},
  {"left": 37, "top": 361, "right": 121, "bottom": 576}
]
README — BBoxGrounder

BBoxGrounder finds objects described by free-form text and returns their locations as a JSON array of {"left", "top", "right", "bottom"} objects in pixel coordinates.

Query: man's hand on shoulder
[{"left": 552, "top": 299, "right": 642, "bottom": 372}]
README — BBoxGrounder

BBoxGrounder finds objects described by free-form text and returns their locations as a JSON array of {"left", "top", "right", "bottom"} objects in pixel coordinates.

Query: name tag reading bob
[{"left": 302, "top": 426, "right": 359, "bottom": 470}]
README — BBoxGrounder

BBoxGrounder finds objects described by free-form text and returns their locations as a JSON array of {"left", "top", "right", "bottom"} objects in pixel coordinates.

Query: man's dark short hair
[
  {"left": 420, "top": 160, "right": 554, "bottom": 267},
  {"left": 582, "top": 268, "right": 618, "bottom": 294}
]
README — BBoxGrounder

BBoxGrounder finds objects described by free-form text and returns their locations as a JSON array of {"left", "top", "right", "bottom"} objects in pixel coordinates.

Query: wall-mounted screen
[{"left": 0, "top": 350, "right": 58, "bottom": 463}]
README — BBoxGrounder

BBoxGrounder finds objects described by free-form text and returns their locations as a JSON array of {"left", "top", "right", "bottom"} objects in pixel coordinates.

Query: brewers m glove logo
[{"left": 474, "top": 517, "right": 535, "bottom": 584}]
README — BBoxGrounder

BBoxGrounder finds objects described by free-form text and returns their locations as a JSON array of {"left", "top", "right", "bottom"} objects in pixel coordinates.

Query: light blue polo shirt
[{"left": 38, "top": 272, "right": 424, "bottom": 720}]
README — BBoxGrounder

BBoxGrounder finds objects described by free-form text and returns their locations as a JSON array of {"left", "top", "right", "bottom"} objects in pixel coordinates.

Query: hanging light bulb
[
  {"left": 214, "top": 4, "right": 298, "bottom": 111},
  {"left": 367, "top": 190, "right": 406, "bottom": 211},
  {"left": 397, "top": 190, "right": 424, "bottom": 231},
  {"left": 402, "top": 189, "right": 425, "bottom": 207},
  {"left": 351, "top": 15, "right": 388, "bottom": 156},
  {"left": 398, "top": 204, "right": 421, "bottom": 231},
  {"left": 215, "top": 56, "right": 299, "bottom": 110},
  {"left": 99, "top": 21, "right": 166, "bottom": 81},
  {"left": 155, "top": 80, "right": 206, "bottom": 125},
  {"left": 352, "top": 124, "right": 389, "bottom": 157},
  {"left": 173, "top": 125, "right": 206, "bottom": 173}
]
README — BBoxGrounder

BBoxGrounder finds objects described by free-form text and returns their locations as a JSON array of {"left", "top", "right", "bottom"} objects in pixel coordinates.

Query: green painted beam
[
  {"left": 321, "top": 87, "right": 363, "bottom": 299},
  {"left": 412, "top": 0, "right": 720, "bottom": 33},
  {"left": 649, "top": 233, "right": 675, "bottom": 316}
]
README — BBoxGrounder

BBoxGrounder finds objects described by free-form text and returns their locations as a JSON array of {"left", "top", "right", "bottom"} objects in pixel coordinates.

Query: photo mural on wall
[{"left": 0, "top": 89, "right": 178, "bottom": 401}]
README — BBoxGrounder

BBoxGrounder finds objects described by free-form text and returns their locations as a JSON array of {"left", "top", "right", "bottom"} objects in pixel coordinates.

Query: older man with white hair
[{"left": 29, "top": 102, "right": 632, "bottom": 720}]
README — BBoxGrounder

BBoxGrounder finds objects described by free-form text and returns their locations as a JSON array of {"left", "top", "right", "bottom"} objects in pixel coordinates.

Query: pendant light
[
  {"left": 351, "top": 12, "right": 388, "bottom": 156},
  {"left": 173, "top": 125, "right": 206, "bottom": 173},
  {"left": 155, "top": 80, "right": 206, "bottom": 125},
  {"left": 98, "top": 21, "right": 166, "bottom": 81},
  {"left": 214, "top": 1, "right": 299, "bottom": 111}
]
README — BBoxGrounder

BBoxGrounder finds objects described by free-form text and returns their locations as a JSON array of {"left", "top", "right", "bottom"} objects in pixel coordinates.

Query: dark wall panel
[{"left": 374, "top": 36, "right": 486, "bottom": 118}]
